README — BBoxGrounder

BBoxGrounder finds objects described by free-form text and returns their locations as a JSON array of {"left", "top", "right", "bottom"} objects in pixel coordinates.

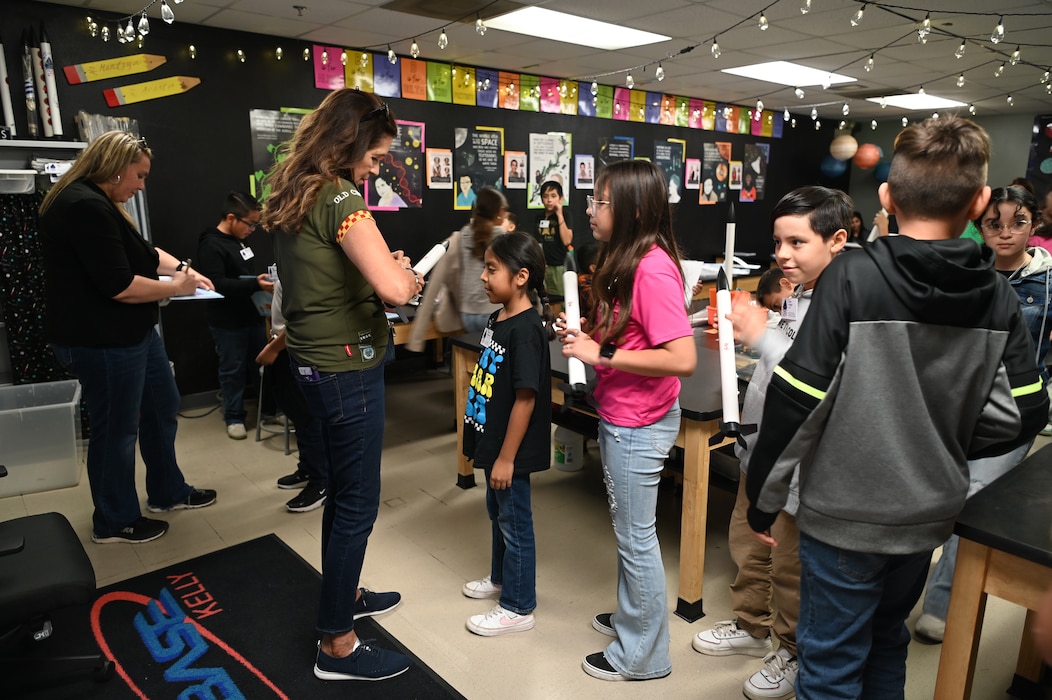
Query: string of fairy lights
[{"left": 83, "top": 0, "right": 1051, "bottom": 127}]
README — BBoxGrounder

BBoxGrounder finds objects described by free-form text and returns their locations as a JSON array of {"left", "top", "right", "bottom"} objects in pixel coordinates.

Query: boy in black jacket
[{"left": 745, "top": 116, "right": 1048, "bottom": 698}]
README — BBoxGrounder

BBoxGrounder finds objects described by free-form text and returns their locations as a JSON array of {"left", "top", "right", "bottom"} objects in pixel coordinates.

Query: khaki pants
[
  {"left": 545, "top": 264, "right": 565, "bottom": 297},
  {"left": 728, "top": 475, "right": 801, "bottom": 655}
]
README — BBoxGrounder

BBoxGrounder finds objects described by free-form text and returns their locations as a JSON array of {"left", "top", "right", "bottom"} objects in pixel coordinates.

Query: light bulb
[
  {"left": 815, "top": 120, "right": 821, "bottom": 130},
  {"left": 811, "top": 107, "right": 818, "bottom": 120},
  {"left": 174, "top": 0, "right": 183, "bottom": 3},
  {"left": 116, "top": 26, "right": 126, "bottom": 43},
  {"left": 865, "top": 55, "right": 874, "bottom": 72},
  {"left": 655, "top": 64, "right": 665, "bottom": 81},
  {"left": 387, "top": 46, "right": 397, "bottom": 64},
  {"left": 758, "top": 12, "right": 769, "bottom": 30},
  {"left": 137, "top": 12, "right": 149, "bottom": 36},
  {"left": 625, "top": 73, "right": 634, "bottom": 89},
  {"left": 957, "top": 73, "right": 965, "bottom": 87},
  {"left": 590, "top": 81, "right": 598, "bottom": 96},
  {"left": 842, "top": 102, "right": 850, "bottom": 116},
  {"left": 1010, "top": 46, "right": 1020, "bottom": 65},
  {"left": 1047, "top": 82, "right": 1052, "bottom": 95},
  {"left": 918, "top": 85, "right": 925, "bottom": 94},
  {"left": 756, "top": 99, "right": 764, "bottom": 113},
  {"left": 1043, "top": 70, "right": 1050, "bottom": 84},
  {"left": 1007, "top": 94, "right": 1014, "bottom": 106},
  {"left": 125, "top": 17, "right": 135, "bottom": 39},
  {"left": 791, "top": 118, "right": 797, "bottom": 128},
  {"left": 902, "top": 116, "right": 908, "bottom": 126},
  {"left": 800, "top": 0, "right": 811, "bottom": 14},
  {"left": 161, "top": 0, "right": 175, "bottom": 24},
  {"left": 711, "top": 38, "right": 720, "bottom": 59},
  {"left": 851, "top": 4, "right": 865, "bottom": 27},
  {"left": 475, "top": 17, "right": 486, "bottom": 36},
  {"left": 995, "top": 63, "right": 1004, "bottom": 77},
  {"left": 991, "top": 16, "right": 1004, "bottom": 44},
  {"left": 410, "top": 40, "right": 420, "bottom": 58},
  {"left": 871, "top": 119, "right": 877, "bottom": 130},
  {"left": 839, "top": 120, "right": 847, "bottom": 130},
  {"left": 237, "top": 49, "right": 246, "bottom": 63},
  {"left": 955, "top": 41, "right": 966, "bottom": 59},
  {"left": 795, "top": 87, "right": 804, "bottom": 99},
  {"left": 438, "top": 30, "right": 448, "bottom": 49},
  {"left": 321, "top": 49, "right": 328, "bottom": 66},
  {"left": 917, "top": 12, "right": 930, "bottom": 40},
  {"left": 276, "top": 47, "right": 283, "bottom": 60},
  {"left": 784, "top": 107, "right": 790, "bottom": 121},
  {"left": 137, "top": 34, "right": 143, "bottom": 48},
  {"left": 101, "top": 26, "right": 110, "bottom": 42},
  {"left": 303, "top": 48, "right": 310, "bottom": 61},
  {"left": 189, "top": 44, "right": 196, "bottom": 59},
  {"left": 359, "top": 52, "right": 368, "bottom": 67},
  {"left": 340, "top": 51, "right": 347, "bottom": 65},
  {"left": 968, "top": 103, "right": 976, "bottom": 114},
  {"left": 932, "top": 112, "right": 939, "bottom": 119},
  {"left": 879, "top": 95, "right": 887, "bottom": 108},
  {"left": 822, "top": 74, "right": 831, "bottom": 90}
]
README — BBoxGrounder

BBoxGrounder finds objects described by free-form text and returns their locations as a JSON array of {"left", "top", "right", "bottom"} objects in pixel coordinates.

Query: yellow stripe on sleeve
[
  {"left": 1011, "top": 378, "right": 1045, "bottom": 398},
  {"left": 773, "top": 365, "right": 827, "bottom": 401}
]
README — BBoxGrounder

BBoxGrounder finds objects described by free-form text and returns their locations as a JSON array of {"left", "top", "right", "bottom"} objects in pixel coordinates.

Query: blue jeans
[
  {"left": 921, "top": 441, "right": 1030, "bottom": 620},
  {"left": 484, "top": 469, "right": 536, "bottom": 615},
  {"left": 796, "top": 532, "right": 931, "bottom": 700},
  {"left": 598, "top": 402, "right": 680, "bottom": 679},
  {"left": 52, "top": 330, "right": 192, "bottom": 537},
  {"left": 210, "top": 323, "right": 267, "bottom": 425},
  {"left": 291, "top": 355, "right": 386, "bottom": 635}
]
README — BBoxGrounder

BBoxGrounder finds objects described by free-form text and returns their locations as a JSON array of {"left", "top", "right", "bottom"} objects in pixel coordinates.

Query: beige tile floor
[{"left": 0, "top": 361, "right": 1039, "bottom": 699}]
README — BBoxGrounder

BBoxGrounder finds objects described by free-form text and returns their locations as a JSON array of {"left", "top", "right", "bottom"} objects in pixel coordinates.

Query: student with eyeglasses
[
  {"left": 196, "top": 191, "right": 275, "bottom": 440},
  {"left": 915, "top": 183, "right": 1052, "bottom": 643}
]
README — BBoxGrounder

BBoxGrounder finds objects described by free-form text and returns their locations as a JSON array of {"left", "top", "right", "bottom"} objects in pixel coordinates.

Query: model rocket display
[
  {"left": 38, "top": 24, "right": 63, "bottom": 137},
  {"left": 0, "top": 33, "right": 15, "bottom": 137},
  {"left": 562, "top": 248, "right": 586, "bottom": 390},
  {"left": 19, "top": 29, "right": 37, "bottom": 137},
  {"left": 28, "top": 27, "right": 51, "bottom": 138},
  {"left": 723, "top": 200, "right": 736, "bottom": 286},
  {"left": 412, "top": 240, "right": 449, "bottom": 277}
]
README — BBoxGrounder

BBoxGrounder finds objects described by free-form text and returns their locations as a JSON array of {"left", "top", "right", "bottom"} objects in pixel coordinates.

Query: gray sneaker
[{"left": 692, "top": 620, "right": 772, "bottom": 657}]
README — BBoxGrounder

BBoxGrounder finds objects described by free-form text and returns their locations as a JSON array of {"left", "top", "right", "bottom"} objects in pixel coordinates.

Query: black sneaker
[
  {"left": 286, "top": 485, "right": 326, "bottom": 513},
  {"left": 592, "top": 613, "right": 616, "bottom": 637},
  {"left": 92, "top": 517, "right": 169, "bottom": 544},
  {"left": 354, "top": 588, "right": 401, "bottom": 620},
  {"left": 276, "top": 470, "right": 309, "bottom": 489},
  {"left": 147, "top": 488, "right": 217, "bottom": 512},
  {"left": 582, "top": 652, "right": 627, "bottom": 682},
  {"left": 314, "top": 642, "right": 410, "bottom": 681}
]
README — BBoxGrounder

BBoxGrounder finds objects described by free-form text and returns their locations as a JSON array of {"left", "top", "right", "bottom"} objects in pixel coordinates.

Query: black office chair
[{"left": 0, "top": 465, "right": 113, "bottom": 689}]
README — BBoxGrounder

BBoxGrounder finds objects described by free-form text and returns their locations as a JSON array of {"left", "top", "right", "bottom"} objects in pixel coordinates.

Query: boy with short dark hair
[
  {"left": 746, "top": 115, "right": 1049, "bottom": 697},
  {"left": 531, "top": 180, "right": 573, "bottom": 296},
  {"left": 754, "top": 267, "right": 792, "bottom": 313}
]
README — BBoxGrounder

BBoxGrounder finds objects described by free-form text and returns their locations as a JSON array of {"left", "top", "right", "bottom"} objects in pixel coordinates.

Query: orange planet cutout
[{"left": 853, "top": 143, "right": 882, "bottom": 169}]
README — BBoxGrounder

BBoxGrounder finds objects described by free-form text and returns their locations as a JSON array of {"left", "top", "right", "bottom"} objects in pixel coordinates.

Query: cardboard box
[{"left": 0, "top": 380, "right": 82, "bottom": 497}]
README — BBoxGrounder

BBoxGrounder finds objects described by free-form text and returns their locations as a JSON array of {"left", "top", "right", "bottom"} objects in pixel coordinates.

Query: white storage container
[
  {"left": 0, "top": 169, "right": 37, "bottom": 194},
  {"left": 0, "top": 380, "right": 82, "bottom": 497}
]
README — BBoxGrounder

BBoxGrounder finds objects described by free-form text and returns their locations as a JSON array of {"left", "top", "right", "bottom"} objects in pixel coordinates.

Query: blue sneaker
[
  {"left": 314, "top": 642, "right": 410, "bottom": 681},
  {"left": 354, "top": 588, "right": 401, "bottom": 620}
]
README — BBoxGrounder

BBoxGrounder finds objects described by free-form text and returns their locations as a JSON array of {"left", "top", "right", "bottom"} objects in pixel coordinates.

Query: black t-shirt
[
  {"left": 463, "top": 309, "right": 552, "bottom": 472},
  {"left": 533, "top": 208, "right": 574, "bottom": 266},
  {"left": 196, "top": 228, "right": 265, "bottom": 328}
]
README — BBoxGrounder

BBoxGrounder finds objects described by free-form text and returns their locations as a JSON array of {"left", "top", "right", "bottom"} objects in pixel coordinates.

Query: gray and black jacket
[{"left": 746, "top": 235, "right": 1048, "bottom": 555}]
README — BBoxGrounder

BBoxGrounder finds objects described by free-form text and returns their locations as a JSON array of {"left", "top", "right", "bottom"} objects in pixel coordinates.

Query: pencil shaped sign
[
  {"left": 412, "top": 240, "right": 449, "bottom": 277},
  {"left": 562, "top": 249, "right": 586, "bottom": 390},
  {"left": 103, "top": 76, "right": 200, "bottom": 107},
  {"left": 64, "top": 54, "right": 167, "bottom": 84}
]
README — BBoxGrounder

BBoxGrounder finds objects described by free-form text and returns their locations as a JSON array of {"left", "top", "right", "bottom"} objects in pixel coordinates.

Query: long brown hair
[
  {"left": 591, "top": 159, "right": 685, "bottom": 344},
  {"left": 470, "top": 186, "right": 507, "bottom": 260},
  {"left": 261, "top": 88, "right": 397, "bottom": 234}
]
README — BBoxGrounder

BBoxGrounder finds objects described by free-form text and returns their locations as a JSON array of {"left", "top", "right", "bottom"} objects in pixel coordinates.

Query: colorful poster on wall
[
  {"left": 613, "top": 87, "right": 630, "bottom": 121},
  {"left": 629, "top": 90, "right": 646, "bottom": 123},
  {"left": 345, "top": 51, "right": 372, "bottom": 92},
  {"left": 426, "top": 147, "right": 452, "bottom": 189},
  {"left": 560, "top": 82, "right": 578, "bottom": 115},
  {"left": 729, "top": 160, "right": 743, "bottom": 190},
  {"left": 741, "top": 143, "right": 769, "bottom": 202},
  {"left": 685, "top": 158, "right": 701, "bottom": 190},
  {"left": 498, "top": 72, "right": 519, "bottom": 109},
  {"left": 452, "top": 66, "right": 476, "bottom": 106},
  {"left": 248, "top": 108, "right": 306, "bottom": 200},
  {"left": 701, "top": 101, "right": 716, "bottom": 131},
  {"left": 454, "top": 126, "right": 505, "bottom": 210},
  {"left": 540, "top": 77, "right": 561, "bottom": 113},
  {"left": 477, "top": 69, "right": 498, "bottom": 108},
  {"left": 366, "top": 120, "right": 423, "bottom": 211},
  {"left": 578, "top": 86, "right": 597, "bottom": 117},
  {"left": 427, "top": 62, "right": 452, "bottom": 102},
  {"left": 373, "top": 55, "right": 401, "bottom": 98},
  {"left": 520, "top": 75, "right": 540, "bottom": 112},
  {"left": 654, "top": 139, "right": 684, "bottom": 204},
  {"left": 675, "top": 97, "right": 690, "bottom": 127},
  {"left": 313, "top": 45, "right": 347, "bottom": 90},
  {"left": 594, "top": 85, "right": 613, "bottom": 119},
  {"left": 701, "top": 141, "right": 731, "bottom": 205},
  {"left": 659, "top": 95, "right": 675, "bottom": 126},
  {"left": 645, "top": 92, "right": 662, "bottom": 124},
  {"left": 527, "top": 132, "right": 572, "bottom": 209},
  {"left": 400, "top": 58, "right": 426, "bottom": 100},
  {"left": 505, "top": 151, "right": 527, "bottom": 189},
  {"left": 597, "top": 136, "right": 634, "bottom": 169},
  {"left": 574, "top": 154, "right": 594, "bottom": 190}
]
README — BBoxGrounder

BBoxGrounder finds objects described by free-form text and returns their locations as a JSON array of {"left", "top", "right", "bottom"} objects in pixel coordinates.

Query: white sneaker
[
  {"left": 915, "top": 613, "right": 945, "bottom": 643},
  {"left": 744, "top": 647, "right": 798, "bottom": 700},
  {"left": 692, "top": 619, "right": 772, "bottom": 657},
  {"left": 226, "top": 423, "right": 247, "bottom": 440},
  {"left": 462, "top": 575, "right": 502, "bottom": 599},
  {"left": 466, "top": 605, "right": 535, "bottom": 636}
]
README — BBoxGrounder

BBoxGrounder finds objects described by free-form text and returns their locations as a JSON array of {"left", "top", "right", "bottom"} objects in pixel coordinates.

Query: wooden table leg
[
  {"left": 675, "top": 419, "right": 713, "bottom": 622},
  {"left": 935, "top": 538, "right": 991, "bottom": 700},
  {"left": 452, "top": 344, "right": 476, "bottom": 489}
]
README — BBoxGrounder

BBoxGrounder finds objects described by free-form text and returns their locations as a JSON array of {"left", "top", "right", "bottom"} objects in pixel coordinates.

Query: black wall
[{"left": 5, "top": 0, "right": 849, "bottom": 394}]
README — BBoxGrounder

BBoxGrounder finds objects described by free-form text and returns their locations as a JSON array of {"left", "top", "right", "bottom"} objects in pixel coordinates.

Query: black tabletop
[
  {"left": 954, "top": 443, "right": 1052, "bottom": 568},
  {"left": 450, "top": 327, "right": 727, "bottom": 423}
]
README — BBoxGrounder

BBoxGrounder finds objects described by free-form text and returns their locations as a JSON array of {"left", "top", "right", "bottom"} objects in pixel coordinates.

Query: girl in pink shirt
[{"left": 557, "top": 160, "right": 696, "bottom": 682}]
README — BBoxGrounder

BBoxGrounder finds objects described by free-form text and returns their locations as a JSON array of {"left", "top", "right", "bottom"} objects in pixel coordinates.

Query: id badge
[
  {"left": 480, "top": 327, "right": 494, "bottom": 346},
  {"left": 781, "top": 297, "right": 798, "bottom": 321},
  {"left": 240, "top": 246, "right": 255, "bottom": 260},
  {"left": 539, "top": 219, "right": 550, "bottom": 230}
]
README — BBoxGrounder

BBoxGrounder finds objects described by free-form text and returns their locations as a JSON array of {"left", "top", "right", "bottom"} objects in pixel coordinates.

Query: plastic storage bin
[{"left": 0, "top": 380, "right": 82, "bottom": 497}]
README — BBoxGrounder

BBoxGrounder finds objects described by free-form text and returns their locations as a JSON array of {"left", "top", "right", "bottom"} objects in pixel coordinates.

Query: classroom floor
[{"left": 0, "top": 358, "right": 1040, "bottom": 699}]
